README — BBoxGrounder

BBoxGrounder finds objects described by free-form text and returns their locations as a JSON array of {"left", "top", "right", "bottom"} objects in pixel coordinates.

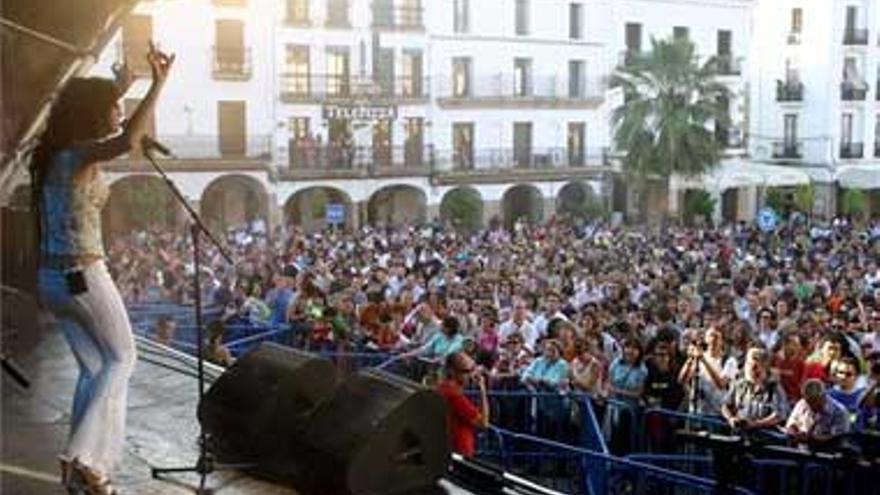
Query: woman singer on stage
[{"left": 31, "top": 42, "right": 173, "bottom": 494}]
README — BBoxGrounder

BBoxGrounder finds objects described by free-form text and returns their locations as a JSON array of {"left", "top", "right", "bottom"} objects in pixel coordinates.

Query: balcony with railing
[
  {"left": 212, "top": 46, "right": 252, "bottom": 81},
  {"left": 840, "top": 142, "right": 864, "bottom": 159},
  {"left": 776, "top": 80, "right": 804, "bottom": 102},
  {"left": 843, "top": 28, "right": 869, "bottom": 45},
  {"left": 282, "top": 144, "right": 433, "bottom": 179},
  {"left": 280, "top": 145, "right": 611, "bottom": 182},
  {"left": 108, "top": 135, "right": 272, "bottom": 171},
  {"left": 372, "top": 2, "right": 424, "bottom": 31},
  {"left": 280, "top": 74, "right": 430, "bottom": 103},
  {"left": 431, "top": 147, "right": 610, "bottom": 184},
  {"left": 715, "top": 55, "right": 743, "bottom": 76},
  {"left": 436, "top": 74, "right": 604, "bottom": 109},
  {"left": 841, "top": 82, "right": 868, "bottom": 101},
  {"left": 771, "top": 141, "right": 803, "bottom": 159}
]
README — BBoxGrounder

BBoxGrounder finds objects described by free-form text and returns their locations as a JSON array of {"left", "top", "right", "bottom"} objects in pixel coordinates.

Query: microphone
[{"left": 140, "top": 135, "right": 175, "bottom": 158}]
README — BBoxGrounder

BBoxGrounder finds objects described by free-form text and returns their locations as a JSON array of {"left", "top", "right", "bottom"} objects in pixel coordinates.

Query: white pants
[{"left": 38, "top": 261, "right": 136, "bottom": 474}]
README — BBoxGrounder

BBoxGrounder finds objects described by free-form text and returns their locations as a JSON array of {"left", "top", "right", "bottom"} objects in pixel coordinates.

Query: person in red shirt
[
  {"left": 436, "top": 352, "right": 490, "bottom": 457},
  {"left": 771, "top": 331, "right": 805, "bottom": 403},
  {"left": 803, "top": 334, "right": 843, "bottom": 384}
]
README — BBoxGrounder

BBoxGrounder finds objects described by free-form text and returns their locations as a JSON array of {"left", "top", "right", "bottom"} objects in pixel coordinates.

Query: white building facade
[
  {"left": 71, "top": 0, "right": 759, "bottom": 234},
  {"left": 749, "top": 0, "right": 880, "bottom": 218}
]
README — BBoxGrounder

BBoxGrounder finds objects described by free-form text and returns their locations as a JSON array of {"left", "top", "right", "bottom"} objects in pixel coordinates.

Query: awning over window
[
  {"left": 836, "top": 164, "right": 880, "bottom": 189},
  {"left": 705, "top": 160, "right": 812, "bottom": 191}
]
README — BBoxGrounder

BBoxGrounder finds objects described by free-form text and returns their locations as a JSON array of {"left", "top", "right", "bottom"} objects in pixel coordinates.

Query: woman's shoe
[
  {"left": 58, "top": 455, "right": 82, "bottom": 494},
  {"left": 70, "top": 460, "right": 118, "bottom": 495}
]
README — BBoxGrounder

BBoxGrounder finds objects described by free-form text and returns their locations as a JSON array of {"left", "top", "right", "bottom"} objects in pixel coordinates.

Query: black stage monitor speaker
[
  {"left": 199, "top": 345, "right": 451, "bottom": 495},
  {"left": 295, "top": 369, "right": 450, "bottom": 495},
  {"left": 198, "top": 343, "right": 337, "bottom": 464}
]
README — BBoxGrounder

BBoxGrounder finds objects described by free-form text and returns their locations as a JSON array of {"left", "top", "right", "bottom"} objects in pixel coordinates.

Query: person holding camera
[{"left": 678, "top": 326, "right": 738, "bottom": 415}]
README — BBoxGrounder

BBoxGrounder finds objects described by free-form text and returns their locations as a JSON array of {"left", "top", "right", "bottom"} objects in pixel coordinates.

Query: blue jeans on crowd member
[{"left": 38, "top": 261, "right": 137, "bottom": 474}]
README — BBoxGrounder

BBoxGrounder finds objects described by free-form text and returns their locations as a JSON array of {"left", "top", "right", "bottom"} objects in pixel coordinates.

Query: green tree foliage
[
  {"left": 792, "top": 184, "right": 815, "bottom": 215},
  {"left": 683, "top": 189, "right": 716, "bottom": 223},
  {"left": 611, "top": 37, "right": 731, "bottom": 217},
  {"left": 841, "top": 188, "right": 867, "bottom": 221},
  {"left": 441, "top": 188, "right": 483, "bottom": 231}
]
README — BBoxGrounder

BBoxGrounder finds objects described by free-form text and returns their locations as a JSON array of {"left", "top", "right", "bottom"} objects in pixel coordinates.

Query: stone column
[
  {"left": 483, "top": 200, "right": 502, "bottom": 227},
  {"left": 667, "top": 184, "right": 682, "bottom": 218},
  {"left": 541, "top": 195, "right": 556, "bottom": 222},
  {"left": 427, "top": 203, "right": 441, "bottom": 223},
  {"left": 266, "top": 193, "right": 282, "bottom": 233},
  {"left": 710, "top": 189, "right": 723, "bottom": 225}
]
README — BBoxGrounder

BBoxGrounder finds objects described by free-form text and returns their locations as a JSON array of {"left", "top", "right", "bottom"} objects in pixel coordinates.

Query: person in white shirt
[
  {"left": 756, "top": 307, "right": 780, "bottom": 351},
  {"left": 678, "top": 326, "right": 738, "bottom": 414},
  {"left": 499, "top": 299, "right": 538, "bottom": 351},
  {"left": 531, "top": 291, "right": 570, "bottom": 341},
  {"left": 785, "top": 379, "right": 850, "bottom": 446}
]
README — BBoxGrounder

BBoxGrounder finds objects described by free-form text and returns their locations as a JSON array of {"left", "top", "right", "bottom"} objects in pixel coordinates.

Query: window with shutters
[
  {"left": 218, "top": 101, "right": 247, "bottom": 158},
  {"left": 284, "top": 45, "right": 310, "bottom": 98},
  {"left": 569, "top": 3, "right": 583, "bottom": 40},
  {"left": 214, "top": 19, "right": 250, "bottom": 79},
  {"left": 327, "top": 0, "right": 350, "bottom": 28},
  {"left": 286, "top": 0, "right": 309, "bottom": 25}
]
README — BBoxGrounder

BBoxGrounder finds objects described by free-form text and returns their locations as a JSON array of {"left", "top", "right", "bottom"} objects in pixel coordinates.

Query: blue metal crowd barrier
[
  {"left": 126, "top": 306, "right": 876, "bottom": 495},
  {"left": 477, "top": 427, "right": 758, "bottom": 495}
]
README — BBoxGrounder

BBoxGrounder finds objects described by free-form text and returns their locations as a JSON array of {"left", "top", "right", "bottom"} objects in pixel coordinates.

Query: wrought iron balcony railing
[
  {"left": 843, "top": 28, "right": 869, "bottom": 45},
  {"left": 433, "top": 147, "right": 609, "bottom": 171},
  {"left": 776, "top": 81, "right": 804, "bottom": 102},
  {"left": 212, "top": 46, "right": 252, "bottom": 80},
  {"left": 841, "top": 83, "right": 868, "bottom": 101},
  {"left": 372, "top": 2, "right": 424, "bottom": 30},
  {"left": 771, "top": 141, "right": 803, "bottom": 159},
  {"left": 840, "top": 142, "right": 864, "bottom": 159},
  {"left": 436, "top": 73, "right": 604, "bottom": 101},
  {"left": 280, "top": 74, "right": 430, "bottom": 102},
  {"left": 286, "top": 143, "right": 433, "bottom": 173}
]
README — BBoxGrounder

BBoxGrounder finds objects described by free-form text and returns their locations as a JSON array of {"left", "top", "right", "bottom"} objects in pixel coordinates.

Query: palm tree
[{"left": 611, "top": 37, "right": 732, "bottom": 220}]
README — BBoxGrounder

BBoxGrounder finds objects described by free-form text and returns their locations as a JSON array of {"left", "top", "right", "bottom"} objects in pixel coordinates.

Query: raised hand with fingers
[{"left": 146, "top": 40, "right": 175, "bottom": 83}]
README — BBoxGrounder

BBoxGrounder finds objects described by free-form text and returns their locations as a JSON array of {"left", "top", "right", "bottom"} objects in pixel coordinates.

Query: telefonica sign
[{"left": 322, "top": 103, "right": 397, "bottom": 120}]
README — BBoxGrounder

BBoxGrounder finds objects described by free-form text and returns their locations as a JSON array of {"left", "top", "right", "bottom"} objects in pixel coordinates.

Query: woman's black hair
[
  {"left": 442, "top": 315, "right": 460, "bottom": 335},
  {"left": 30, "top": 77, "right": 120, "bottom": 247},
  {"left": 621, "top": 336, "right": 644, "bottom": 365}
]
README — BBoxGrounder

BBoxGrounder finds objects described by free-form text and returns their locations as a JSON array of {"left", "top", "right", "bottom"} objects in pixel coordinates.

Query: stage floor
[
  {"left": 1, "top": 312, "right": 298, "bottom": 494},
  {"left": 2, "top": 309, "right": 475, "bottom": 495}
]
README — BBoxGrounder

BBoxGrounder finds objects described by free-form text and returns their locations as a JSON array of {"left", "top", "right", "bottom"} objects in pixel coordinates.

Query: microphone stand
[{"left": 141, "top": 146, "right": 251, "bottom": 493}]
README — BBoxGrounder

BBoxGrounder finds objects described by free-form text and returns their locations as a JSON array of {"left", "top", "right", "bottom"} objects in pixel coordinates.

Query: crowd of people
[{"left": 113, "top": 215, "right": 880, "bottom": 454}]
